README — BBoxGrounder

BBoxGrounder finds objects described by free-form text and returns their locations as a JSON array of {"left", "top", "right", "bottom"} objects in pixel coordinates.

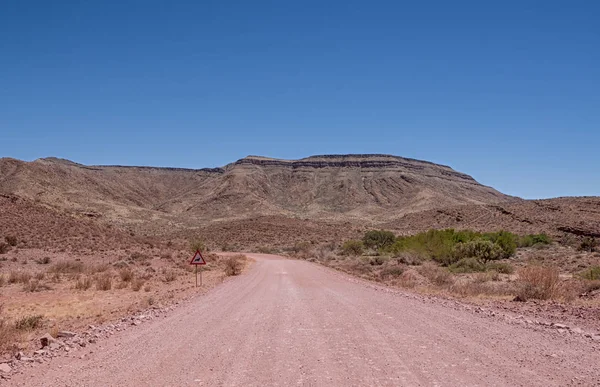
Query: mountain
[{"left": 0, "top": 154, "right": 513, "bottom": 228}]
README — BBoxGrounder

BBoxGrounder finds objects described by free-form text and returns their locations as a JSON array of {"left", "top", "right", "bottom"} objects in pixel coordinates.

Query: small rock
[
  {"left": 553, "top": 323, "right": 568, "bottom": 329},
  {"left": 57, "top": 331, "right": 77, "bottom": 338},
  {"left": 15, "top": 352, "right": 25, "bottom": 360},
  {"left": 49, "top": 343, "right": 61, "bottom": 351},
  {"left": 0, "top": 363, "right": 11, "bottom": 373},
  {"left": 34, "top": 350, "right": 46, "bottom": 356},
  {"left": 132, "top": 320, "right": 142, "bottom": 326},
  {"left": 592, "top": 335, "right": 600, "bottom": 342},
  {"left": 20, "top": 357, "right": 34, "bottom": 363},
  {"left": 571, "top": 327, "right": 584, "bottom": 334}
]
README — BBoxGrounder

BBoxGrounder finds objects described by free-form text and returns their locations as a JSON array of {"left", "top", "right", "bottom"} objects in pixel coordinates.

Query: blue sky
[{"left": 1, "top": 1, "right": 598, "bottom": 199}]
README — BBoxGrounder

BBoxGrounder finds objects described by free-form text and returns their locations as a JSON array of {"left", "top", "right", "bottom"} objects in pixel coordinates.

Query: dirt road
[{"left": 9, "top": 254, "right": 600, "bottom": 386}]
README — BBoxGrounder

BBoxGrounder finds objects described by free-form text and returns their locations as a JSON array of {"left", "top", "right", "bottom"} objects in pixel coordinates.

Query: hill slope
[{"left": 0, "top": 154, "right": 512, "bottom": 226}]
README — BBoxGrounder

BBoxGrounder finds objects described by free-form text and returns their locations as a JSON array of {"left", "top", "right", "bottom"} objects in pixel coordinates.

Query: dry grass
[
  {"left": 95, "top": 273, "right": 112, "bottom": 291},
  {"left": 223, "top": 255, "right": 245, "bottom": 276},
  {"left": 49, "top": 261, "right": 85, "bottom": 274},
  {"left": 34, "top": 256, "right": 51, "bottom": 265},
  {"left": 162, "top": 270, "right": 177, "bottom": 282},
  {"left": 22, "top": 279, "right": 52, "bottom": 292},
  {"left": 119, "top": 268, "right": 134, "bottom": 282},
  {"left": 14, "top": 314, "right": 44, "bottom": 330},
  {"left": 131, "top": 278, "right": 145, "bottom": 291},
  {"left": 74, "top": 276, "right": 93, "bottom": 290},
  {"left": 417, "top": 262, "right": 454, "bottom": 286},
  {"left": 8, "top": 270, "right": 32, "bottom": 284},
  {"left": 516, "top": 266, "right": 561, "bottom": 301}
]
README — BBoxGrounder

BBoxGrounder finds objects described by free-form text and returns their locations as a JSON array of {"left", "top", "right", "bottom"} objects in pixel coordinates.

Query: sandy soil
[{"left": 6, "top": 254, "right": 600, "bottom": 386}]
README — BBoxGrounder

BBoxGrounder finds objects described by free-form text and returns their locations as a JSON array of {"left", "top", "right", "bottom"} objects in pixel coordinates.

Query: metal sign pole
[{"left": 195, "top": 264, "right": 198, "bottom": 287}]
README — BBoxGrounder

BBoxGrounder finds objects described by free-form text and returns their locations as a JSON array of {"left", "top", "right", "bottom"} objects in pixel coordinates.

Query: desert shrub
[
  {"left": 581, "top": 266, "right": 600, "bottom": 281},
  {"left": 519, "top": 233, "right": 551, "bottom": 247},
  {"left": 516, "top": 266, "right": 560, "bottom": 300},
  {"left": 417, "top": 262, "right": 454, "bottom": 286},
  {"left": 5, "top": 236, "right": 18, "bottom": 247},
  {"left": 162, "top": 270, "right": 177, "bottom": 282},
  {"left": 119, "top": 268, "right": 134, "bottom": 282},
  {"left": 367, "top": 256, "right": 387, "bottom": 266},
  {"left": 379, "top": 265, "right": 405, "bottom": 280},
  {"left": 393, "top": 252, "right": 424, "bottom": 266},
  {"left": 34, "top": 256, "right": 51, "bottom": 265},
  {"left": 224, "top": 255, "right": 245, "bottom": 276},
  {"left": 131, "top": 278, "right": 145, "bottom": 291},
  {"left": 14, "top": 314, "right": 44, "bottom": 331},
  {"left": 95, "top": 273, "right": 112, "bottom": 290},
  {"left": 75, "top": 276, "right": 93, "bottom": 290},
  {"left": 486, "top": 261, "right": 514, "bottom": 274},
  {"left": 8, "top": 270, "right": 32, "bottom": 284},
  {"left": 23, "top": 280, "right": 51, "bottom": 292},
  {"left": 389, "top": 229, "right": 527, "bottom": 265},
  {"left": 363, "top": 230, "right": 396, "bottom": 251},
  {"left": 0, "top": 317, "right": 19, "bottom": 352},
  {"left": 129, "top": 252, "right": 149, "bottom": 262},
  {"left": 339, "top": 258, "right": 374, "bottom": 276},
  {"left": 449, "top": 258, "right": 486, "bottom": 273},
  {"left": 293, "top": 242, "right": 311, "bottom": 255},
  {"left": 341, "top": 240, "right": 364, "bottom": 256},
  {"left": 454, "top": 240, "right": 504, "bottom": 264},
  {"left": 0, "top": 242, "right": 10, "bottom": 254},
  {"left": 189, "top": 239, "right": 206, "bottom": 253},
  {"left": 579, "top": 237, "right": 598, "bottom": 253},
  {"left": 49, "top": 261, "right": 85, "bottom": 274},
  {"left": 483, "top": 231, "right": 517, "bottom": 258},
  {"left": 391, "top": 229, "right": 459, "bottom": 265},
  {"left": 221, "top": 243, "right": 238, "bottom": 252}
]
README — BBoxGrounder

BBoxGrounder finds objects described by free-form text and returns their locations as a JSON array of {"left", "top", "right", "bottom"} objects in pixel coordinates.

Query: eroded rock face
[{"left": 0, "top": 154, "right": 512, "bottom": 225}]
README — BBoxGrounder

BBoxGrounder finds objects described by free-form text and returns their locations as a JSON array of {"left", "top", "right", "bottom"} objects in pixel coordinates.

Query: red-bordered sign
[{"left": 189, "top": 250, "right": 206, "bottom": 265}]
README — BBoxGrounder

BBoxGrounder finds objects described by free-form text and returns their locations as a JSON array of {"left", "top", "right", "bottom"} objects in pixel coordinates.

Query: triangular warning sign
[{"left": 189, "top": 250, "right": 206, "bottom": 265}]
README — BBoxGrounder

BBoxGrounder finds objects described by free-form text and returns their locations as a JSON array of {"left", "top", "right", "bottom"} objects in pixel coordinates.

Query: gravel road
[{"left": 9, "top": 254, "right": 600, "bottom": 386}]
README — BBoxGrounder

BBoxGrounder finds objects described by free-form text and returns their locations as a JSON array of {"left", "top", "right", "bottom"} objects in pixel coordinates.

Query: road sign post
[{"left": 189, "top": 250, "right": 207, "bottom": 287}]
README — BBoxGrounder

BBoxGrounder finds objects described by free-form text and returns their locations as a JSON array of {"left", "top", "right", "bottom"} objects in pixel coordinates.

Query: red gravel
[{"left": 8, "top": 254, "right": 600, "bottom": 386}]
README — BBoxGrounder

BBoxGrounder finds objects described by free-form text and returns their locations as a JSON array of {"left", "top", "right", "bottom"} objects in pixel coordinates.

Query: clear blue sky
[{"left": 1, "top": 1, "right": 598, "bottom": 199}]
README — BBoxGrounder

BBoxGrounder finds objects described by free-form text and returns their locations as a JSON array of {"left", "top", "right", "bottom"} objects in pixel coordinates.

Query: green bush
[
  {"left": 454, "top": 240, "right": 504, "bottom": 264},
  {"left": 391, "top": 229, "right": 458, "bottom": 265},
  {"left": 486, "top": 261, "right": 515, "bottom": 274},
  {"left": 485, "top": 231, "right": 517, "bottom": 258},
  {"left": 449, "top": 258, "right": 486, "bottom": 273},
  {"left": 579, "top": 237, "right": 598, "bottom": 253},
  {"left": 341, "top": 240, "right": 364, "bottom": 256},
  {"left": 387, "top": 229, "right": 531, "bottom": 265},
  {"left": 581, "top": 266, "right": 600, "bottom": 281},
  {"left": 363, "top": 230, "right": 396, "bottom": 251},
  {"left": 519, "top": 233, "right": 552, "bottom": 247}
]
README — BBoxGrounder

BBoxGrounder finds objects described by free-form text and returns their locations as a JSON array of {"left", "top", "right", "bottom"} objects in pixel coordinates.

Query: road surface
[{"left": 9, "top": 254, "right": 600, "bottom": 386}]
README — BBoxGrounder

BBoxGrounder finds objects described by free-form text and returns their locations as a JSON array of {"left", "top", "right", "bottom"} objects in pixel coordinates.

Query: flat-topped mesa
[{"left": 234, "top": 154, "right": 477, "bottom": 183}]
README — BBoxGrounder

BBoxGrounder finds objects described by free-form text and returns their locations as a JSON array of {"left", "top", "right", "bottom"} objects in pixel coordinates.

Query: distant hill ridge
[{"left": 0, "top": 154, "right": 513, "bottom": 225}]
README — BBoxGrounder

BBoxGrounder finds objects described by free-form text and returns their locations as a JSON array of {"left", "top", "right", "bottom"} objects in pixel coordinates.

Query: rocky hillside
[{"left": 0, "top": 155, "right": 512, "bottom": 226}]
